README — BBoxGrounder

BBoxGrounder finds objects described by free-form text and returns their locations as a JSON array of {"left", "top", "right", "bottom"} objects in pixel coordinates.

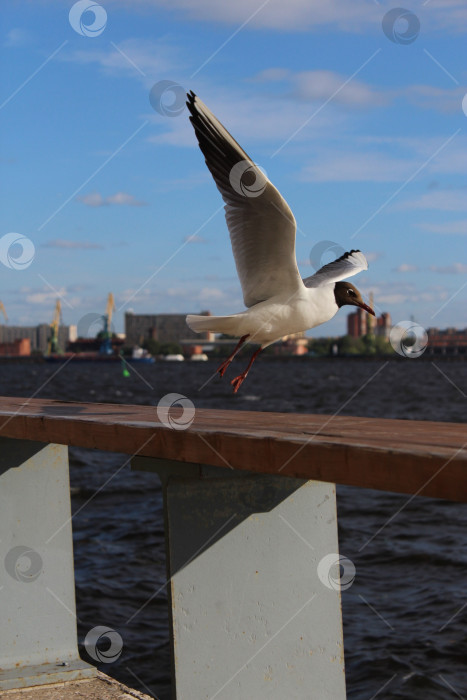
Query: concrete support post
[
  {"left": 133, "top": 458, "right": 346, "bottom": 700},
  {"left": 0, "top": 438, "right": 96, "bottom": 690}
]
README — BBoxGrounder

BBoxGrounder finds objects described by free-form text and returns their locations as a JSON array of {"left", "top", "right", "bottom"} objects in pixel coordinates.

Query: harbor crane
[
  {"left": 0, "top": 301, "right": 7, "bottom": 323},
  {"left": 48, "top": 299, "right": 61, "bottom": 354},
  {"left": 99, "top": 292, "right": 115, "bottom": 355}
]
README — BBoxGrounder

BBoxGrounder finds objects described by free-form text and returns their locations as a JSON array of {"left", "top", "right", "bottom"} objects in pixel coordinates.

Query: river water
[{"left": 2, "top": 357, "right": 466, "bottom": 699}]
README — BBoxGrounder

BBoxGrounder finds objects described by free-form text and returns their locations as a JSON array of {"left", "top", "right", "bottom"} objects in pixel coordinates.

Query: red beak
[{"left": 358, "top": 302, "right": 375, "bottom": 316}]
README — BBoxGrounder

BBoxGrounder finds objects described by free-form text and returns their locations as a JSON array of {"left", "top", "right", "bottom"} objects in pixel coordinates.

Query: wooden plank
[{"left": 0, "top": 397, "right": 465, "bottom": 501}]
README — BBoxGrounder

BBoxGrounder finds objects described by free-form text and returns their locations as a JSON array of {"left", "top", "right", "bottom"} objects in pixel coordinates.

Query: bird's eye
[{"left": 348, "top": 289, "right": 356, "bottom": 296}]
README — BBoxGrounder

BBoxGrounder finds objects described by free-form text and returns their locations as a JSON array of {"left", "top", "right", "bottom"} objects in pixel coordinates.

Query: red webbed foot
[
  {"left": 216, "top": 334, "right": 250, "bottom": 379},
  {"left": 230, "top": 374, "right": 247, "bottom": 393},
  {"left": 229, "top": 346, "right": 263, "bottom": 393}
]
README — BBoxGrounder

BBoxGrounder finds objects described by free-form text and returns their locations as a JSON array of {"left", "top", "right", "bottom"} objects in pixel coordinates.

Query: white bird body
[
  {"left": 185, "top": 91, "right": 374, "bottom": 391},
  {"left": 187, "top": 285, "right": 339, "bottom": 348}
]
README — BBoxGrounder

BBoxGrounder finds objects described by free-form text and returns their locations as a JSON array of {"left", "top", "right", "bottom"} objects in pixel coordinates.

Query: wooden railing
[{"left": 0, "top": 397, "right": 466, "bottom": 698}]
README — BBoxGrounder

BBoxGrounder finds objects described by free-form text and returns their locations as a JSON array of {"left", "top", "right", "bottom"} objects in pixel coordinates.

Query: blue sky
[{"left": 1, "top": 0, "right": 466, "bottom": 336}]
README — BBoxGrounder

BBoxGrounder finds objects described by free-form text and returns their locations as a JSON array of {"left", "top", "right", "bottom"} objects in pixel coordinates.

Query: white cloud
[
  {"left": 254, "top": 68, "right": 387, "bottom": 108},
  {"left": 197, "top": 287, "right": 227, "bottom": 301},
  {"left": 300, "top": 250, "right": 381, "bottom": 268},
  {"left": 254, "top": 68, "right": 465, "bottom": 114},
  {"left": 154, "top": 172, "right": 211, "bottom": 192},
  {"left": 294, "top": 70, "right": 387, "bottom": 107},
  {"left": 118, "top": 282, "right": 242, "bottom": 313},
  {"left": 416, "top": 220, "right": 467, "bottom": 235},
  {"left": 108, "top": 0, "right": 467, "bottom": 33},
  {"left": 407, "top": 85, "right": 465, "bottom": 114},
  {"left": 430, "top": 263, "right": 467, "bottom": 274},
  {"left": 109, "top": 0, "right": 380, "bottom": 31},
  {"left": 183, "top": 234, "right": 207, "bottom": 243},
  {"left": 376, "top": 293, "right": 409, "bottom": 305},
  {"left": 302, "top": 151, "right": 414, "bottom": 182},
  {"left": 4, "top": 28, "right": 30, "bottom": 47},
  {"left": 252, "top": 68, "right": 291, "bottom": 83},
  {"left": 63, "top": 38, "right": 182, "bottom": 84},
  {"left": 119, "top": 286, "right": 154, "bottom": 304},
  {"left": 148, "top": 88, "right": 344, "bottom": 149},
  {"left": 398, "top": 189, "right": 467, "bottom": 212},
  {"left": 107, "top": 192, "right": 147, "bottom": 206},
  {"left": 25, "top": 288, "right": 68, "bottom": 305},
  {"left": 359, "top": 281, "right": 452, "bottom": 308},
  {"left": 301, "top": 134, "right": 467, "bottom": 183},
  {"left": 63, "top": 37, "right": 463, "bottom": 162},
  {"left": 365, "top": 251, "right": 383, "bottom": 263},
  {"left": 394, "top": 263, "right": 418, "bottom": 273},
  {"left": 77, "top": 191, "right": 147, "bottom": 207},
  {"left": 42, "top": 239, "right": 104, "bottom": 250},
  {"left": 77, "top": 193, "right": 104, "bottom": 207}
]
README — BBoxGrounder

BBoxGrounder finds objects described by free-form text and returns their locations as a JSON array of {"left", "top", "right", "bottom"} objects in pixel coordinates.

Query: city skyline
[{"left": 1, "top": 0, "right": 466, "bottom": 336}]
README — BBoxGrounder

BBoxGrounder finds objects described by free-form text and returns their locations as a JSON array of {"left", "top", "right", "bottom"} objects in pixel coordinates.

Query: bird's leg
[
  {"left": 230, "top": 346, "right": 262, "bottom": 393},
  {"left": 216, "top": 334, "right": 250, "bottom": 377}
]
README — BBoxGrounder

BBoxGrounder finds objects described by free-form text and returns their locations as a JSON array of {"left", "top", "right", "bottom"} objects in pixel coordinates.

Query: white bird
[{"left": 185, "top": 91, "right": 374, "bottom": 393}]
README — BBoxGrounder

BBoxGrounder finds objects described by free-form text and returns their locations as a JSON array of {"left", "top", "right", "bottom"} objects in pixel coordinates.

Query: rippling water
[{"left": 2, "top": 357, "right": 466, "bottom": 699}]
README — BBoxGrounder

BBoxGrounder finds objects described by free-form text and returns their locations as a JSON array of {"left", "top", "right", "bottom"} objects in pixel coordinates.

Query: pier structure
[{"left": 0, "top": 398, "right": 466, "bottom": 698}]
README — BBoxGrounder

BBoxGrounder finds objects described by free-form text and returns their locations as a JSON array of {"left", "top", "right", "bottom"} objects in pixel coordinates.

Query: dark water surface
[{"left": 2, "top": 357, "right": 466, "bottom": 699}]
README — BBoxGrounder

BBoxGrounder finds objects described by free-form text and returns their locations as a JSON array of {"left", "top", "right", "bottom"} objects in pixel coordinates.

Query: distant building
[
  {"left": 427, "top": 327, "right": 467, "bottom": 355},
  {"left": 0, "top": 338, "right": 31, "bottom": 356},
  {"left": 274, "top": 336, "right": 309, "bottom": 356},
  {"left": 69, "top": 325, "right": 78, "bottom": 342},
  {"left": 277, "top": 330, "right": 308, "bottom": 355},
  {"left": 347, "top": 308, "right": 367, "bottom": 337},
  {"left": 125, "top": 311, "right": 213, "bottom": 346},
  {"left": 67, "top": 336, "right": 125, "bottom": 354},
  {"left": 0, "top": 324, "right": 70, "bottom": 354},
  {"left": 376, "top": 312, "right": 391, "bottom": 339},
  {"left": 347, "top": 308, "right": 391, "bottom": 339}
]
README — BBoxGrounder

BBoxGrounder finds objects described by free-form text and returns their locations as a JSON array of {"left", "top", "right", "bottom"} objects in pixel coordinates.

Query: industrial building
[
  {"left": 125, "top": 311, "right": 213, "bottom": 346},
  {"left": 0, "top": 324, "right": 70, "bottom": 355},
  {"left": 347, "top": 299, "right": 391, "bottom": 340},
  {"left": 426, "top": 328, "right": 467, "bottom": 355},
  {"left": 0, "top": 338, "right": 31, "bottom": 356}
]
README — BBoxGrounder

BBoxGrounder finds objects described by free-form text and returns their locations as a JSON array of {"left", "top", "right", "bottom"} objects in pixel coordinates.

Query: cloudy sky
[{"left": 1, "top": 0, "right": 466, "bottom": 335}]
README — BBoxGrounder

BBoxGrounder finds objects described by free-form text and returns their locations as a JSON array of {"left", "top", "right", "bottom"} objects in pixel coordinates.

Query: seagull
[{"left": 185, "top": 91, "right": 375, "bottom": 393}]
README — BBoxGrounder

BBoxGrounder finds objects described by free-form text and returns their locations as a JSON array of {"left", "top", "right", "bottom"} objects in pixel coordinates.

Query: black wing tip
[
  {"left": 186, "top": 90, "right": 198, "bottom": 112},
  {"left": 335, "top": 249, "right": 362, "bottom": 262}
]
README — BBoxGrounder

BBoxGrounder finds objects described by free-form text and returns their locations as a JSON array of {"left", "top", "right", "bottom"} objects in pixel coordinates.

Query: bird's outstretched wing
[
  {"left": 186, "top": 91, "right": 303, "bottom": 308},
  {"left": 303, "top": 250, "right": 369, "bottom": 288}
]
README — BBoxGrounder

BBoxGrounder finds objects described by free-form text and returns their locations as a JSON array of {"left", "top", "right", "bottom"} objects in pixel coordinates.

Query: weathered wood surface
[
  {"left": 0, "top": 397, "right": 466, "bottom": 501},
  {"left": 2, "top": 671, "right": 153, "bottom": 700}
]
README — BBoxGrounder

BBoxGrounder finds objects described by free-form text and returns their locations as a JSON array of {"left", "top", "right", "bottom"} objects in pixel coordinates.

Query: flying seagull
[{"left": 185, "top": 91, "right": 374, "bottom": 392}]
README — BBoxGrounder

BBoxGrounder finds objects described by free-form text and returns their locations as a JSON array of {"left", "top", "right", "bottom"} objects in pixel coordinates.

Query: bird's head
[{"left": 334, "top": 281, "right": 375, "bottom": 315}]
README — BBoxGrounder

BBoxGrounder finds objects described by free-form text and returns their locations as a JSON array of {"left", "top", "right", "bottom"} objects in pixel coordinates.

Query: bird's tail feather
[{"left": 186, "top": 314, "right": 242, "bottom": 335}]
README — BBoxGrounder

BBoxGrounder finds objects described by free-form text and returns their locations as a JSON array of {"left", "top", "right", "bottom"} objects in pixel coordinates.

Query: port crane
[
  {"left": 368, "top": 292, "right": 375, "bottom": 334},
  {"left": 48, "top": 300, "right": 61, "bottom": 354},
  {"left": 0, "top": 301, "right": 7, "bottom": 323},
  {"left": 100, "top": 292, "right": 115, "bottom": 355}
]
